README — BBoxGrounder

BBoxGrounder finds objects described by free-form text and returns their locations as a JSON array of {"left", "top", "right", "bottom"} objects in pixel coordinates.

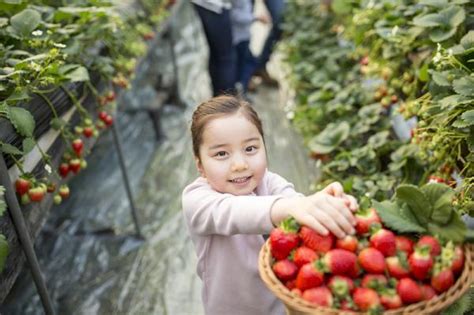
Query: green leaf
[
  {"left": 373, "top": 200, "right": 426, "bottom": 234},
  {"left": 396, "top": 185, "right": 432, "bottom": 226},
  {"left": 7, "top": 106, "right": 35, "bottom": 137},
  {"left": 22, "top": 137, "right": 35, "bottom": 154},
  {"left": 451, "top": 31, "right": 474, "bottom": 54},
  {"left": 368, "top": 131, "right": 389, "bottom": 149},
  {"left": 430, "top": 71, "right": 451, "bottom": 87},
  {"left": 430, "top": 27, "right": 457, "bottom": 42},
  {"left": 453, "top": 110, "right": 474, "bottom": 128},
  {"left": 10, "top": 9, "right": 41, "bottom": 37},
  {"left": 308, "top": 121, "right": 350, "bottom": 154},
  {"left": 63, "top": 66, "right": 89, "bottom": 82},
  {"left": 0, "top": 234, "right": 8, "bottom": 272},
  {"left": 6, "top": 89, "right": 29, "bottom": 102},
  {"left": 427, "top": 212, "right": 466, "bottom": 243},
  {"left": 413, "top": 13, "right": 443, "bottom": 27},
  {"left": 421, "top": 183, "right": 455, "bottom": 225},
  {"left": 0, "top": 141, "right": 22, "bottom": 155},
  {"left": 453, "top": 76, "right": 474, "bottom": 96},
  {"left": 418, "top": 63, "right": 429, "bottom": 82}
]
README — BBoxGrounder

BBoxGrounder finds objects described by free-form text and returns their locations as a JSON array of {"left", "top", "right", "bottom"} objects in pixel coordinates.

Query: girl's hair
[{"left": 191, "top": 95, "right": 264, "bottom": 160}]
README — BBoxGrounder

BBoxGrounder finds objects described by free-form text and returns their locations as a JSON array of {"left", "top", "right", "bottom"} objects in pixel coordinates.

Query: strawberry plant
[{"left": 0, "top": 185, "right": 7, "bottom": 273}]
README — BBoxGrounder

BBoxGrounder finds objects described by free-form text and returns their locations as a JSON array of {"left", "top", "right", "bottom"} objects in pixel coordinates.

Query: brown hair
[{"left": 191, "top": 95, "right": 264, "bottom": 160}]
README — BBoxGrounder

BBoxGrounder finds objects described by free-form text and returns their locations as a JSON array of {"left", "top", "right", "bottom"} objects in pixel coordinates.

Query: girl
[{"left": 182, "top": 95, "right": 358, "bottom": 315}]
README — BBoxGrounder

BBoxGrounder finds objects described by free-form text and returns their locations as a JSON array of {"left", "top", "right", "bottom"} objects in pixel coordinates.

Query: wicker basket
[{"left": 259, "top": 241, "right": 474, "bottom": 315}]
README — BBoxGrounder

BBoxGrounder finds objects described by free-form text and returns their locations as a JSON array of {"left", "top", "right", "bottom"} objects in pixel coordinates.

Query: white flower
[
  {"left": 44, "top": 164, "right": 52, "bottom": 174},
  {"left": 286, "top": 111, "right": 295, "bottom": 120},
  {"left": 32, "top": 30, "right": 43, "bottom": 36},
  {"left": 53, "top": 43, "right": 66, "bottom": 48}
]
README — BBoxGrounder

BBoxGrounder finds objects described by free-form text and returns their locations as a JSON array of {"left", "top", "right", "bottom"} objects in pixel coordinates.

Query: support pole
[
  {"left": 110, "top": 121, "right": 143, "bottom": 238},
  {"left": 0, "top": 155, "right": 55, "bottom": 315}
]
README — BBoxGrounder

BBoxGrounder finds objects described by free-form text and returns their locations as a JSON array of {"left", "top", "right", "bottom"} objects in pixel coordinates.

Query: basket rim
[{"left": 259, "top": 241, "right": 474, "bottom": 315}]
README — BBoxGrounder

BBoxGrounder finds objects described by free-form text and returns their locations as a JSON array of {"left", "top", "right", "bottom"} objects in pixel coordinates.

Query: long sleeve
[
  {"left": 258, "top": 170, "right": 304, "bottom": 198},
  {"left": 182, "top": 177, "right": 282, "bottom": 236}
]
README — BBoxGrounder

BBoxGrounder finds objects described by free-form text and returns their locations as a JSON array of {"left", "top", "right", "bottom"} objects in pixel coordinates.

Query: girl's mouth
[{"left": 229, "top": 176, "right": 252, "bottom": 185}]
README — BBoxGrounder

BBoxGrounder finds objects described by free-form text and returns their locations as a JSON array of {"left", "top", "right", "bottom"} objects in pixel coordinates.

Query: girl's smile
[{"left": 196, "top": 111, "right": 267, "bottom": 195}]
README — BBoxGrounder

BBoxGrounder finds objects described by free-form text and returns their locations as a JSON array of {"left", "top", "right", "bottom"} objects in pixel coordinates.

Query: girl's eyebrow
[
  {"left": 243, "top": 137, "right": 260, "bottom": 143},
  {"left": 208, "top": 137, "right": 260, "bottom": 150}
]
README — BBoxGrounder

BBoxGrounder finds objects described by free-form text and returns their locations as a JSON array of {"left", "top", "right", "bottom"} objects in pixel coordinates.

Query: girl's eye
[
  {"left": 214, "top": 151, "right": 227, "bottom": 158},
  {"left": 246, "top": 145, "right": 257, "bottom": 153}
]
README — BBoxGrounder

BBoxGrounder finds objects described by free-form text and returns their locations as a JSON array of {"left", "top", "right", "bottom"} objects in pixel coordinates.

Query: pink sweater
[{"left": 182, "top": 170, "right": 301, "bottom": 315}]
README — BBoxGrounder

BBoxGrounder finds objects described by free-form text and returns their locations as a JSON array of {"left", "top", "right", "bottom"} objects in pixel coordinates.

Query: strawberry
[
  {"left": 361, "top": 274, "right": 387, "bottom": 290},
  {"left": 104, "top": 115, "right": 113, "bottom": 126},
  {"left": 302, "top": 286, "right": 333, "bottom": 307},
  {"left": 295, "top": 262, "right": 324, "bottom": 291},
  {"left": 420, "top": 284, "right": 437, "bottom": 300},
  {"left": 370, "top": 227, "right": 396, "bottom": 257},
  {"left": 28, "top": 187, "right": 44, "bottom": 202},
  {"left": 72, "top": 138, "right": 84, "bottom": 156},
  {"left": 380, "top": 289, "right": 403, "bottom": 310},
  {"left": 417, "top": 236, "right": 441, "bottom": 257},
  {"left": 431, "top": 267, "right": 454, "bottom": 294},
  {"left": 69, "top": 158, "right": 81, "bottom": 174},
  {"left": 299, "top": 226, "right": 334, "bottom": 253},
  {"left": 386, "top": 253, "right": 410, "bottom": 279},
  {"left": 354, "top": 208, "right": 381, "bottom": 235},
  {"left": 340, "top": 298, "right": 356, "bottom": 311},
  {"left": 293, "top": 246, "right": 318, "bottom": 268},
  {"left": 408, "top": 246, "right": 433, "bottom": 280},
  {"left": 353, "top": 288, "right": 381, "bottom": 312},
  {"left": 106, "top": 90, "right": 116, "bottom": 102},
  {"left": 59, "top": 185, "right": 70, "bottom": 199},
  {"left": 83, "top": 126, "right": 94, "bottom": 138},
  {"left": 397, "top": 278, "right": 423, "bottom": 304},
  {"left": 285, "top": 279, "right": 296, "bottom": 290},
  {"left": 59, "top": 163, "right": 70, "bottom": 178},
  {"left": 53, "top": 194, "right": 62, "bottom": 205},
  {"left": 451, "top": 245, "right": 464, "bottom": 275},
  {"left": 358, "top": 248, "right": 385, "bottom": 274},
  {"left": 98, "top": 111, "right": 108, "bottom": 121},
  {"left": 270, "top": 217, "right": 300, "bottom": 260},
  {"left": 322, "top": 249, "right": 357, "bottom": 276},
  {"left": 328, "top": 275, "right": 354, "bottom": 297},
  {"left": 395, "top": 236, "right": 414, "bottom": 255},
  {"left": 15, "top": 178, "right": 30, "bottom": 195},
  {"left": 335, "top": 235, "right": 358, "bottom": 253},
  {"left": 272, "top": 259, "right": 298, "bottom": 282}
]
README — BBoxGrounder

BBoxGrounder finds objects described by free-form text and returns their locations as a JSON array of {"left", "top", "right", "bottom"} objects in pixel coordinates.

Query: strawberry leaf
[
  {"left": 0, "top": 234, "right": 8, "bottom": 272},
  {"left": 427, "top": 212, "right": 466, "bottom": 243},
  {"left": 373, "top": 200, "right": 426, "bottom": 234},
  {"left": 7, "top": 106, "right": 35, "bottom": 138},
  {"left": 396, "top": 185, "right": 432, "bottom": 226}
]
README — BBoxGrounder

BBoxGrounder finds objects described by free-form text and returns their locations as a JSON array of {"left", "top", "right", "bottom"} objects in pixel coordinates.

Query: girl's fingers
[
  {"left": 326, "top": 195, "right": 356, "bottom": 226},
  {"left": 323, "top": 182, "right": 344, "bottom": 197},
  {"left": 344, "top": 195, "right": 359, "bottom": 212},
  {"left": 326, "top": 204, "right": 355, "bottom": 237},
  {"left": 297, "top": 212, "right": 329, "bottom": 236},
  {"left": 313, "top": 210, "right": 346, "bottom": 239}
]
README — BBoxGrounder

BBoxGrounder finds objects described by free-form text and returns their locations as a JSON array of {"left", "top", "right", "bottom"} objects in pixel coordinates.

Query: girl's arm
[{"left": 261, "top": 170, "right": 304, "bottom": 197}]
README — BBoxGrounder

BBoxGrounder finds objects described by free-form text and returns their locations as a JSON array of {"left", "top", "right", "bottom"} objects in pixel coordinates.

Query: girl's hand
[{"left": 322, "top": 182, "right": 359, "bottom": 212}]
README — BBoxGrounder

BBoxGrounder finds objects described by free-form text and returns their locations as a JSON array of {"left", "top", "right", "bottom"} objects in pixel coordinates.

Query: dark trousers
[
  {"left": 235, "top": 40, "right": 257, "bottom": 92},
  {"left": 257, "top": 0, "right": 285, "bottom": 70},
  {"left": 193, "top": 5, "right": 237, "bottom": 96}
]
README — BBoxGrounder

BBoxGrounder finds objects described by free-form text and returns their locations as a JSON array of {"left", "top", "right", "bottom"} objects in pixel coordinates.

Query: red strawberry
[
  {"left": 409, "top": 246, "right": 433, "bottom": 280},
  {"left": 358, "top": 248, "right": 385, "bottom": 274},
  {"left": 46, "top": 183, "right": 56, "bottom": 193},
  {"left": 104, "top": 115, "right": 113, "bottom": 126},
  {"left": 28, "top": 187, "right": 45, "bottom": 202},
  {"left": 302, "top": 286, "right": 333, "bottom": 307},
  {"left": 270, "top": 217, "right": 300, "bottom": 260},
  {"left": 322, "top": 249, "right": 357, "bottom": 276},
  {"left": 336, "top": 235, "right": 358, "bottom": 253},
  {"left": 354, "top": 208, "right": 381, "bottom": 235},
  {"left": 106, "top": 90, "right": 116, "bottom": 102},
  {"left": 273, "top": 259, "right": 298, "bottom": 282},
  {"left": 370, "top": 227, "right": 396, "bottom": 257},
  {"left": 58, "top": 185, "right": 70, "bottom": 199},
  {"left": 420, "top": 284, "right": 437, "bottom": 300},
  {"left": 72, "top": 138, "right": 84, "bottom": 156},
  {"left": 98, "top": 111, "right": 108, "bottom": 121},
  {"left": 395, "top": 236, "right": 415, "bottom": 255},
  {"left": 380, "top": 289, "right": 403, "bottom": 310},
  {"left": 431, "top": 267, "right": 454, "bottom": 294},
  {"left": 340, "top": 298, "right": 356, "bottom": 311},
  {"left": 285, "top": 279, "right": 296, "bottom": 290},
  {"left": 299, "top": 226, "right": 334, "bottom": 253},
  {"left": 361, "top": 274, "right": 387, "bottom": 289},
  {"left": 59, "top": 163, "right": 70, "bottom": 178},
  {"left": 397, "top": 278, "right": 423, "bottom": 304},
  {"left": 69, "top": 158, "right": 81, "bottom": 174},
  {"left": 451, "top": 245, "right": 464, "bottom": 275},
  {"left": 83, "top": 126, "right": 94, "bottom": 138},
  {"left": 15, "top": 178, "right": 30, "bottom": 195},
  {"left": 386, "top": 254, "right": 410, "bottom": 279},
  {"left": 328, "top": 275, "right": 354, "bottom": 297},
  {"left": 293, "top": 246, "right": 318, "bottom": 268},
  {"left": 295, "top": 262, "right": 324, "bottom": 291},
  {"left": 353, "top": 288, "right": 381, "bottom": 312},
  {"left": 417, "top": 236, "right": 441, "bottom": 257}
]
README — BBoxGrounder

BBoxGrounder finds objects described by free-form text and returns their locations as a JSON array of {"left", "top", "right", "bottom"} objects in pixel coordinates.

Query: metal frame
[{"left": 0, "top": 155, "right": 55, "bottom": 315}]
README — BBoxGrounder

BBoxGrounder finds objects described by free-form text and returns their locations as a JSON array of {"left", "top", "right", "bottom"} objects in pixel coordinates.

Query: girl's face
[{"left": 196, "top": 112, "right": 267, "bottom": 196}]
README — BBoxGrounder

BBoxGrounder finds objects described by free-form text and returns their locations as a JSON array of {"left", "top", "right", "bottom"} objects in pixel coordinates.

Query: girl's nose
[{"left": 231, "top": 156, "right": 248, "bottom": 172}]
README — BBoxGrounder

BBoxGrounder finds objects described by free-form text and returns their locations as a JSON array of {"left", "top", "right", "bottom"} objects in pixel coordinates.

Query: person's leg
[
  {"left": 256, "top": 0, "right": 285, "bottom": 71},
  {"left": 238, "top": 41, "right": 257, "bottom": 92},
  {"left": 193, "top": 5, "right": 236, "bottom": 96}
]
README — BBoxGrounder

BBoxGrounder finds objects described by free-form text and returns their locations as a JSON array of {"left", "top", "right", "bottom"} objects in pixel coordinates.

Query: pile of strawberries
[{"left": 269, "top": 208, "right": 465, "bottom": 313}]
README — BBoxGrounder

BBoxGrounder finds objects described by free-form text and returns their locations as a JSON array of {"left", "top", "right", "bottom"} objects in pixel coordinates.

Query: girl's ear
[{"left": 195, "top": 157, "right": 206, "bottom": 178}]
